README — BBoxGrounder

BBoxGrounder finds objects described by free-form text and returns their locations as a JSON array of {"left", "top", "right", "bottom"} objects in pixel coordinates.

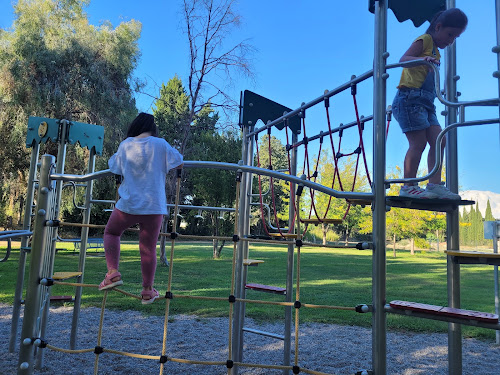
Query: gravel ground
[{"left": 2, "top": 303, "right": 500, "bottom": 375}]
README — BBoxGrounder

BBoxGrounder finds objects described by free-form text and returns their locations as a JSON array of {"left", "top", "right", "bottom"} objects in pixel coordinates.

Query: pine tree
[
  {"left": 471, "top": 203, "right": 484, "bottom": 247},
  {"left": 461, "top": 207, "right": 471, "bottom": 246},
  {"left": 485, "top": 199, "right": 495, "bottom": 221}
]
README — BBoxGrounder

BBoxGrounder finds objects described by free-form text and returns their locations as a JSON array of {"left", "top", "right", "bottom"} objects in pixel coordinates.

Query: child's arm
[{"left": 399, "top": 39, "right": 439, "bottom": 65}]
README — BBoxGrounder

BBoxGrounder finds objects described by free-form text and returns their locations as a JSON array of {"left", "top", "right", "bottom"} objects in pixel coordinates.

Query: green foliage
[
  {"left": 152, "top": 76, "right": 242, "bottom": 243},
  {"left": 485, "top": 200, "right": 495, "bottom": 221},
  {"left": 252, "top": 135, "right": 290, "bottom": 233},
  {"left": 460, "top": 202, "right": 490, "bottom": 247},
  {"left": 0, "top": 0, "right": 141, "bottom": 224},
  {"left": 307, "top": 151, "right": 370, "bottom": 242},
  {"left": 153, "top": 76, "right": 190, "bottom": 149}
]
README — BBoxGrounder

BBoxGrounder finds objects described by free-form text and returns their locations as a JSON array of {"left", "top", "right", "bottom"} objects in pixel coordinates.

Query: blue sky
[{"left": 1, "top": 1, "right": 499, "bottom": 194}]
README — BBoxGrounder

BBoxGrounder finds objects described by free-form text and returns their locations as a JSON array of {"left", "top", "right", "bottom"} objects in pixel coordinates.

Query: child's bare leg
[
  {"left": 404, "top": 129, "right": 427, "bottom": 185},
  {"left": 426, "top": 125, "right": 444, "bottom": 184}
]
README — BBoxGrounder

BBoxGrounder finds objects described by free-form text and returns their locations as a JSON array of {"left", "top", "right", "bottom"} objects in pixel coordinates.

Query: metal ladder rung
[{"left": 242, "top": 327, "right": 284, "bottom": 340}]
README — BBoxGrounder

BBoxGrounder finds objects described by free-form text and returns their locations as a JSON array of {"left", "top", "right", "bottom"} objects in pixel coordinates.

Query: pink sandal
[
  {"left": 141, "top": 288, "right": 159, "bottom": 305},
  {"left": 99, "top": 271, "right": 123, "bottom": 291}
]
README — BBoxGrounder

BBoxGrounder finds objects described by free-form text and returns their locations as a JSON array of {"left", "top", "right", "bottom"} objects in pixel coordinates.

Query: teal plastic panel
[
  {"left": 26, "top": 116, "right": 60, "bottom": 147},
  {"left": 68, "top": 121, "right": 104, "bottom": 155},
  {"left": 241, "top": 90, "right": 301, "bottom": 134}
]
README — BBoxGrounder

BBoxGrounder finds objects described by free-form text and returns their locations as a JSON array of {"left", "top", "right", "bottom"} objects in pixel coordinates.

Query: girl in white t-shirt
[{"left": 98, "top": 113, "right": 183, "bottom": 304}]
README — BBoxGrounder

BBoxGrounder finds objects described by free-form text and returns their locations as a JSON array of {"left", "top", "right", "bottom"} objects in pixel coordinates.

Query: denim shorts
[{"left": 392, "top": 88, "right": 439, "bottom": 133}]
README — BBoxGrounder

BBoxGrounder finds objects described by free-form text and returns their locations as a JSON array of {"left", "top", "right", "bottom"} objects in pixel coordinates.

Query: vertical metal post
[
  {"left": 10, "top": 144, "right": 40, "bottom": 353},
  {"left": 36, "top": 119, "right": 68, "bottom": 368},
  {"left": 496, "top": 0, "right": 500, "bottom": 145},
  {"left": 372, "top": 1, "right": 388, "bottom": 374},
  {"left": 232, "top": 96, "right": 254, "bottom": 372},
  {"left": 495, "top": 0, "right": 500, "bottom": 343},
  {"left": 70, "top": 148, "right": 96, "bottom": 349},
  {"left": 494, "top": 221, "right": 500, "bottom": 344},
  {"left": 444, "top": 2, "right": 462, "bottom": 374},
  {"left": 283, "top": 132, "right": 297, "bottom": 374},
  {"left": 17, "top": 154, "right": 54, "bottom": 375}
]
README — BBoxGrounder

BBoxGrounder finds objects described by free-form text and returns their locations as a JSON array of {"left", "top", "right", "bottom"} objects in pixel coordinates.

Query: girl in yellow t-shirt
[{"left": 392, "top": 8, "right": 467, "bottom": 200}]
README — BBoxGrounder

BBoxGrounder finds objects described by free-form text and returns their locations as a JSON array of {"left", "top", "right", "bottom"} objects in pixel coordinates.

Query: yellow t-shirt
[{"left": 397, "top": 34, "right": 440, "bottom": 89}]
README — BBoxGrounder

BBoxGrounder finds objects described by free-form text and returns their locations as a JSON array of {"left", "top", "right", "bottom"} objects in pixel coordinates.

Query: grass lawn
[{"left": 0, "top": 241, "right": 497, "bottom": 341}]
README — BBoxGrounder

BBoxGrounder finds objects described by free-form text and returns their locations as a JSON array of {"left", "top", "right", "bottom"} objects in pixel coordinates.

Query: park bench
[{"left": 73, "top": 237, "right": 104, "bottom": 255}]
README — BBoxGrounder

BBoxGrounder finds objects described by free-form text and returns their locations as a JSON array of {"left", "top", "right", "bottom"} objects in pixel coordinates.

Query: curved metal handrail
[
  {"left": 249, "top": 202, "right": 289, "bottom": 231},
  {"left": 387, "top": 59, "right": 500, "bottom": 108},
  {"left": 50, "top": 161, "right": 374, "bottom": 201},
  {"left": 63, "top": 181, "right": 87, "bottom": 210},
  {"left": 0, "top": 230, "right": 33, "bottom": 262},
  {"left": 386, "top": 117, "right": 500, "bottom": 185},
  {"left": 0, "top": 230, "right": 33, "bottom": 240}
]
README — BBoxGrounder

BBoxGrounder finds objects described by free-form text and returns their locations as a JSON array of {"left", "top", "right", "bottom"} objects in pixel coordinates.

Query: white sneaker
[
  {"left": 425, "top": 182, "right": 461, "bottom": 200},
  {"left": 399, "top": 185, "right": 439, "bottom": 199}
]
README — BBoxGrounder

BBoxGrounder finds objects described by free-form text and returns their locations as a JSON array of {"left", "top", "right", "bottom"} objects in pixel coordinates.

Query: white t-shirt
[{"left": 108, "top": 136, "right": 183, "bottom": 215}]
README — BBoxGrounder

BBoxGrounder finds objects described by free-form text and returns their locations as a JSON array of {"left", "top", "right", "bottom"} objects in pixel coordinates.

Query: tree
[
  {"left": 485, "top": 199, "right": 495, "bottom": 221},
  {"left": 309, "top": 152, "right": 370, "bottom": 245},
  {"left": 187, "top": 122, "right": 242, "bottom": 257},
  {"left": 424, "top": 212, "right": 446, "bottom": 251},
  {"left": 153, "top": 76, "right": 191, "bottom": 149},
  {"left": 359, "top": 167, "right": 433, "bottom": 256},
  {"left": 460, "top": 206, "right": 472, "bottom": 246},
  {"left": 153, "top": 76, "right": 242, "bottom": 259},
  {"left": 252, "top": 134, "right": 289, "bottom": 235},
  {"left": 0, "top": 0, "right": 141, "bottom": 225},
  {"left": 182, "top": 0, "right": 254, "bottom": 128}
]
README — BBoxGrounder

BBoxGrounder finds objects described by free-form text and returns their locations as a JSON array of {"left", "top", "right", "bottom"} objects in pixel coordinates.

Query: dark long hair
[
  {"left": 426, "top": 8, "right": 468, "bottom": 35},
  {"left": 125, "top": 112, "right": 158, "bottom": 138}
]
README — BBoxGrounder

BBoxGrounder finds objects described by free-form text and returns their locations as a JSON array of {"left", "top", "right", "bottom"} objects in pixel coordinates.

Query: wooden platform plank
[
  {"left": 440, "top": 307, "right": 498, "bottom": 323},
  {"left": 446, "top": 250, "right": 500, "bottom": 266},
  {"left": 386, "top": 196, "right": 474, "bottom": 212},
  {"left": 390, "top": 300, "right": 442, "bottom": 313},
  {"left": 300, "top": 218, "right": 342, "bottom": 225},
  {"left": 50, "top": 295, "right": 74, "bottom": 303},
  {"left": 346, "top": 199, "right": 372, "bottom": 207},
  {"left": 52, "top": 271, "right": 83, "bottom": 280},
  {"left": 390, "top": 300, "right": 498, "bottom": 324},
  {"left": 243, "top": 259, "right": 264, "bottom": 266},
  {"left": 445, "top": 250, "right": 500, "bottom": 258},
  {"left": 245, "top": 283, "right": 286, "bottom": 295},
  {"left": 268, "top": 233, "right": 298, "bottom": 239}
]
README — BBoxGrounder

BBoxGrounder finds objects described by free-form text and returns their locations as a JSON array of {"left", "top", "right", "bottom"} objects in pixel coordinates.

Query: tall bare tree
[
  {"left": 156, "top": 0, "right": 255, "bottom": 263},
  {"left": 181, "top": 0, "right": 254, "bottom": 150}
]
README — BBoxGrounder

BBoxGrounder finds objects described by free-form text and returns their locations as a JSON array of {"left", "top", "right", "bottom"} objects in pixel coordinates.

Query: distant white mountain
[{"left": 460, "top": 190, "right": 500, "bottom": 219}]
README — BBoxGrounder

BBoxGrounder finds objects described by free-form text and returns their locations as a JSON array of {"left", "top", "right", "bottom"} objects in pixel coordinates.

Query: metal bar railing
[
  {"left": 248, "top": 70, "right": 376, "bottom": 138},
  {"left": 386, "top": 118, "right": 499, "bottom": 185},
  {"left": 50, "top": 161, "right": 374, "bottom": 201},
  {"left": 247, "top": 58, "right": 499, "bottom": 142},
  {"left": 387, "top": 60, "right": 500, "bottom": 108}
]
